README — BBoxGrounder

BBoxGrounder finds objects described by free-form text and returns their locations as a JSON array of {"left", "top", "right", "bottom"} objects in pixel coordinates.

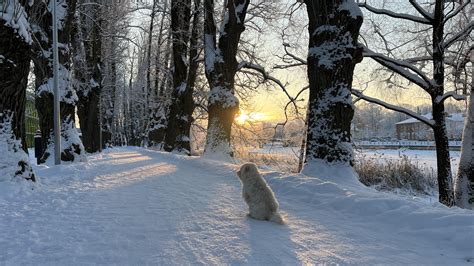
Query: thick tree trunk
[
  {"left": 0, "top": 6, "right": 35, "bottom": 181},
  {"left": 75, "top": 12, "right": 102, "bottom": 153},
  {"left": 31, "top": 0, "right": 85, "bottom": 163},
  {"left": 303, "top": 0, "right": 363, "bottom": 166},
  {"left": 164, "top": 0, "right": 200, "bottom": 154},
  {"left": 431, "top": 0, "right": 454, "bottom": 207},
  {"left": 203, "top": 0, "right": 249, "bottom": 157},
  {"left": 77, "top": 89, "right": 101, "bottom": 153}
]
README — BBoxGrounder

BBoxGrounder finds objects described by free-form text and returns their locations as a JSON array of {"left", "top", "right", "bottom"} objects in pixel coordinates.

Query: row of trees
[{"left": 1, "top": 0, "right": 472, "bottom": 208}]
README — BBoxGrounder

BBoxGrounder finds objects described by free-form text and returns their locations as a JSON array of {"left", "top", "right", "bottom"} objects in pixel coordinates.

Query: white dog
[{"left": 237, "top": 163, "right": 284, "bottom": 224}]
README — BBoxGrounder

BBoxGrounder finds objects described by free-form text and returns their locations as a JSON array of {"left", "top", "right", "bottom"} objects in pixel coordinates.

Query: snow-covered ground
[{"left": 1, "top": 147, "right": 473, "bottom": 265}]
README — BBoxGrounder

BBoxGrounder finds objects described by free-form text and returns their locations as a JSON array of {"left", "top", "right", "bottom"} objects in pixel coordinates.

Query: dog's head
[{"left": 237, "top": 163, "right": 258, "bottom": 181}]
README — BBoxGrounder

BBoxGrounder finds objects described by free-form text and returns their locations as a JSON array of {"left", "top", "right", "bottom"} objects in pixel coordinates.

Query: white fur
[{"left": 237, "top": 163, "right": 284, "bottom": 224}]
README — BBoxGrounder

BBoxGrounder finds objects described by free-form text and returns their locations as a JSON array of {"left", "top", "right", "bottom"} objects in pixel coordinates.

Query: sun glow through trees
[{"left": 235, "top": 111, "right": 267, "bottom": 125}]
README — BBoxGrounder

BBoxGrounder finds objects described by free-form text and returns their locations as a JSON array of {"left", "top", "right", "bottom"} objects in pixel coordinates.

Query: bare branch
[
  {"left": 238, "top": 61, "right": 300, "bottom": 115},
  {"left": 444, "top": 21, "right": 474, "bottom": 49},
  {"left": 444, "top": 0, "right": 472, "bottom": 22},
  {"left": 409, "top": 0, "right": 433, "bottom": 21},
  {"left": 363, "top": 46, "right": 433, "bottom": 90},
  {"left": 358, "top": 2, "right": 432, "bottom": 25},
  {"left": 352, "top": 89, "right": 435, "bottom": 128}
]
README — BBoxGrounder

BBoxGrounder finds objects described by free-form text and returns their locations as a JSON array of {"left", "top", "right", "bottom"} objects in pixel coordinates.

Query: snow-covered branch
[
  {"left": 358, "top": 2, "right": 431, "bottom": 25},
  {"left": 408, "top": 0, "right": 433, "bottom": 21},
  {"left": 444, "top": 21, "right": 474, "bottom": 49},
  {"left": 363, "top": 46, "right": 433, "bottom": 90},
  {"left": 352, "top": 89, "right": 435, "bottom": 128},
  {"left": 435, "top": 91, "right": 467, "bottom": 104}
]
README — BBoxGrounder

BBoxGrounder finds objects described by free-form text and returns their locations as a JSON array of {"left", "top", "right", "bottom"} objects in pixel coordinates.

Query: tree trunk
[
  {"left": 31, "top": 0, "right": 85, "bottom": 163},
  {"left": 431, "top": 0, "right": 454, "bottom": 206},
  {"left": 164, "top": 0, "right": 200, "bottom": 154},
  {"left": 303, "top": 0, "right": 363, "bottom": 167},
  {"left": 73, "top": 2, "right": 103, "bottom": 153},
  {"left": 148, "top": 4, "right": 172, "bottom": 148},
  {"left": 454, "top": 64, "right": 474, "bottom": 209},
  {"left": 203, "top": 0, "right": 250, "bottom": 157},
  {"left": 0, "top": 3, "right": 35, "bottom": 181},
  {"left": 432, "top": 102, "right": 455, "bottom": 206}
]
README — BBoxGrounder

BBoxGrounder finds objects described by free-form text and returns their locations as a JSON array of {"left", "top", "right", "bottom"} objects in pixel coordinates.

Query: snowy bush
[
  {"left": 0, "top": 112, "right": 35, "bottom": 181},
  {"left": 355, "top": 154, "right": 437, "bottom": 196}
]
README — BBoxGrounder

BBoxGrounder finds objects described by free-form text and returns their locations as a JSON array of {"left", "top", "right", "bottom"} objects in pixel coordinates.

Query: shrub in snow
[
  {"left": 41, "top": 115, "right": 87, "bottom": 164},
  {"left": 355, "top": 154, "right": 437, "bottom": 196}
]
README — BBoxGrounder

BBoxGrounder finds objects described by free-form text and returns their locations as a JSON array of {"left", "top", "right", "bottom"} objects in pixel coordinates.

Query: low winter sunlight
[{"left": 235, "top": 111, "right": 267, "bottom": 125}]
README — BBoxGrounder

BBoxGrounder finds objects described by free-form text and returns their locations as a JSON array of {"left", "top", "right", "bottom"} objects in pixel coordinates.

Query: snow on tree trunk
[
  {"left": 203, "top": 0, "right": 250, "bottom": 158},
  {"left": 0, "top": 0, "right": 35, "bottom": 181},
  {"left": 303, "top": 0, "right": 363, "bottom": 170},
  {"left": 431, "top": 1, "right": 454, "bottom": 207},
  {"left": 146, "top": 0, "right": 169, "bottom": 148},
  {"left": 31, "top": 0, "right": 86, "bottom": 163},
  {"left": 454, "top": 76, "right": 474, "bottom": 209},
  {"left": 432, "top": 101, "right": 455, "bottom": 206},
  {"left": 73, "top": 1, "right": 102, "bottom": 153},
  {"left": 164, "top": 0, "right": 200, "bottom": 154}
]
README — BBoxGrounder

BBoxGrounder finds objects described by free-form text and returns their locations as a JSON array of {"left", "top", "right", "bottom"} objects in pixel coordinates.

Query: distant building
[{"left": 396, "top": 113, "right": 465, "bottom": 140}]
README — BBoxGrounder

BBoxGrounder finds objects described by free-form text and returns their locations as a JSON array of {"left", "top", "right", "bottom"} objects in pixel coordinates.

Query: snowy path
[{"left": 1, "top": 147, "right": 473, "bottom": 265}]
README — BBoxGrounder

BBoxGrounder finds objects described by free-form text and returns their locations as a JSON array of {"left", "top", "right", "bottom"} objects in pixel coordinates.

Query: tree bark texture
[
  {"left": 31, "top": 0, "right": 85, "bottom": 163},
  {"left": 203, "top": 0, "right": 250, "bottom": 157},
  {"left": 431, "top": 0, "right": 454, "bottom": 206},
  {"left": 164, "top": 0, "right": 200, "bottom": 154},
  {"left": 304, "top": 0, "right": 363, "bottom": 166},
  {"left": 73, "top": 1, "right": 103, "bottom": 152},
  {"left": 0, "top": 2, "right": 36, "bottom": 181}
]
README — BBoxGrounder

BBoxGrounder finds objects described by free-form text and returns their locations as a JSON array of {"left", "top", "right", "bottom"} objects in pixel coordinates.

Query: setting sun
[{"left": 235, "top": 111, "right": 267, "bottom": 125}]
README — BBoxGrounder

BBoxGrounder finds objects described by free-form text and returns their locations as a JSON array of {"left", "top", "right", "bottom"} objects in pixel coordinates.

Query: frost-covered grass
[
  {"left": 235, "top": 146, "right": 300, "bottom": 173},
  {"left": 354, "top": 154, "right": 437, "bottom": 196}
]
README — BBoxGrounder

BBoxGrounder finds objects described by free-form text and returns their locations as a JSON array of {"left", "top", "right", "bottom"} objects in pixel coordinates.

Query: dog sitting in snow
[{"left": 237, "top": 163, "right": 284, "bottom": 224}]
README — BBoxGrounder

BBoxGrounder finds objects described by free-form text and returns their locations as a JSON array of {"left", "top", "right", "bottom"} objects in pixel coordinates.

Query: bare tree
[
  {"left": 147, "top": 0, "right": 171, "bottom": 147},
  {"left": 354, "top": 0, "right": 473, "bottom": 206},
  {"left": 74, "top": 0, "right": 103, "bottom": 153},
  {"left": 164, "top": 0, "right": 201, "bottom": 154}
]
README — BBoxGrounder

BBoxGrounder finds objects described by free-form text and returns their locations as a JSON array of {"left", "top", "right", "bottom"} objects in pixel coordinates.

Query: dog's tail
[{"left": 270, "top": 212, "right": 285, "bottom": 224}]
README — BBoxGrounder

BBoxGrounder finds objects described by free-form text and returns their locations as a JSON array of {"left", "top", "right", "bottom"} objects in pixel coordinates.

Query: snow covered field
[{"left": 1, "top": 147, "right": 473, "bottom": 265}]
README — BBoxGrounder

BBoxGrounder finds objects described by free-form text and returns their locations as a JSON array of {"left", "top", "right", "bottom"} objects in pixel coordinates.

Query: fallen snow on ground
[{"left": 1, "top": 147, "right": 473, "bottom": 265}]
